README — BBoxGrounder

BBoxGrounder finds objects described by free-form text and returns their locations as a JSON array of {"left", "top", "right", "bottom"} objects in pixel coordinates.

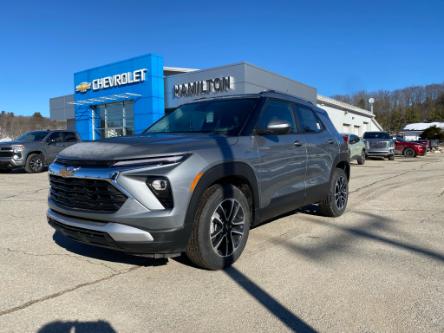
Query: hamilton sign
[
  {"left": 75, "top": 68, "right": 148, "bottom": 93},
  {"left": 173, "top": 76, "right": 233, "bottom": 98}
]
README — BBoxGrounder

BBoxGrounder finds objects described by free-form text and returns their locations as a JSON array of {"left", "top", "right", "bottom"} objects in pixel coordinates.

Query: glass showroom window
[{"left": 94, "top": 101, "right": 134, "bottom": 139}]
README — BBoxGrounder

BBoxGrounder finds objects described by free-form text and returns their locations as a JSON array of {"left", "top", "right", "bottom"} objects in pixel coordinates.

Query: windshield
[
  {"left": 15, "top": 131, "right": 48, "bottom": 142},
  {"left": 363, "top": 132, "right": 391, "bottom": 140},
  {"left": 144, "top": 98, "right": 259, "bottom": 135}
]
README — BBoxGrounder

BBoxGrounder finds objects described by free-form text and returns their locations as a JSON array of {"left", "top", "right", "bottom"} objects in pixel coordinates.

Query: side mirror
[
  {"left": 47, "top": 138, "right": 56, "bottom": 144},
  {"left": 257, "top": 120, "right": 291, "bottom": 135}
]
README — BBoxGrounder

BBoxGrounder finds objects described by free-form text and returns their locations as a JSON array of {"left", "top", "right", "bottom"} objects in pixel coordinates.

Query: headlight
[
  {"left": 11, "top": 145, "right": 24, "bottom": 153},
  {"left": 113, "top": 154, "right": 189, "bottom": 167}
]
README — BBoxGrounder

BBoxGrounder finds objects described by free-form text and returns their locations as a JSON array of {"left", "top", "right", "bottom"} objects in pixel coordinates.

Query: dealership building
[{"left": 49, "top": 53, "right": 382, "bottom": 140}]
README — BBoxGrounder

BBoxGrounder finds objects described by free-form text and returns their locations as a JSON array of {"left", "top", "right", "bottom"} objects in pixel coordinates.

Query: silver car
[
  {"left": 47, "top": 91, "right": 350, "bottom": 270},
  {"left": 341, "top": 133, "right": 366, "bottom": 165}
]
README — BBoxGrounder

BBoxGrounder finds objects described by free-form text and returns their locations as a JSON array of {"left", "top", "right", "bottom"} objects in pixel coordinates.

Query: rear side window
[
  {"left": 257, "top": 99, "right": 296, "bottom": 133},
  {"left": 295, "top": 106, "right": 323, "bottom": 133}
]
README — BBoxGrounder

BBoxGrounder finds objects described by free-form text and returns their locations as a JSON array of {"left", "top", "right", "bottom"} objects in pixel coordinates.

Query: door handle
[
  {"left": 294, "top": 140, "right": 303, "bottom": 147},
  {"left": 327, "top": 139, "right": 335, "bottom": 144}
]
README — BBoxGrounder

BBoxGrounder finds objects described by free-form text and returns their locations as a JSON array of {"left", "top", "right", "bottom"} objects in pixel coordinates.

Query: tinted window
[
  {"left": 63, "top": 132, "right": 78, "bottom": 142},
  {"left": 350, "top": 134, "right": 359, "bottom": 143},
  {"left": 363, "top": 132, "right": 391, "bottom": 139},
  {"left": 15, "top": 131, "right": 48, "bottom": 142},
  {"left": 145, "top": 98, "right": 259, "bottom": 136},
  {"left": 257, "top": 99, "right": 295, "bottom": 133},
  {"left": 47, "top": 132, "right": 63, "bottom": 143},
  {"left": 296, "top": 106, "right": 323, "bottom": 133}
]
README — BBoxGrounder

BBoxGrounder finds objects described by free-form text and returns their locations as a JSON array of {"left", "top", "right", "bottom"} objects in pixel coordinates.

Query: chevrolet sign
[{"left": 75, "top": 68, "right": 148, "bottom": 93}]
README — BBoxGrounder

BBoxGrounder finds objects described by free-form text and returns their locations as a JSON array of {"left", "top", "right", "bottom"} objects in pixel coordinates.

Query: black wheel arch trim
[{"left": 182, "top": 162, "right": 260, "bottom": 244}]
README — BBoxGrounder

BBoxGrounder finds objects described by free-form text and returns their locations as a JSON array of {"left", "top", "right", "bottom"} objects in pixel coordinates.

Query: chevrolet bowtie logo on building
[{"left": 75, "top": 82, "right": 91, "bottom": 93}]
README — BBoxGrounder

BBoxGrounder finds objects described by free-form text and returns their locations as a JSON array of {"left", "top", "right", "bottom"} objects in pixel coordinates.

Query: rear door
[
  {"left": 294, "top": 105, "right": 338, "bottom": 204},
  {"left": 253, "top": 98, "right": 307, "bottom": 214}
]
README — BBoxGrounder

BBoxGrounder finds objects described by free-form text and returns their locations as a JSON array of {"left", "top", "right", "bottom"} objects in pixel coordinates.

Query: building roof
[
  {"left": 403, "top": 122, "right": 444, "bottom": 131},
  {"left": 317, "top": 95, "right": 373, "bottom": 117}
]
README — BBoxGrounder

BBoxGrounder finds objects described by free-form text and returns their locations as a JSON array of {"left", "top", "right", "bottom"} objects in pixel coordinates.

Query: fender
[{"left": 183, "top": 162, "right": 260, "bottom": 238}]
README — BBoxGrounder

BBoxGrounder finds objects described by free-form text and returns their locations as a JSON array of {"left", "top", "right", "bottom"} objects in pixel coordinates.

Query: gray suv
[
  {"left": 47, "top": 92, "right": 350, "bottom": 270},
  {"left": 363, "top": 131, "right": 395, "bottom": 160},
  {"left": 0, "top": 130, "right": 80, "bottom": 173}
]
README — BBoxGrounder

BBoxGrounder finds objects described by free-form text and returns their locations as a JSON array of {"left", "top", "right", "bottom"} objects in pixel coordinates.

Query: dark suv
[
  {"left": 0, "top": 130, "right": 80, "bottom": 173},
  {"left": 47, "top": 91, "right": 350, "bottom": 270}
]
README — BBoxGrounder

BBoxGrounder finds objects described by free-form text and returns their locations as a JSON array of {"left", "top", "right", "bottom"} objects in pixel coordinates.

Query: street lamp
[{"left": 368, "top": 97, "right": 375, "bottom": 113}]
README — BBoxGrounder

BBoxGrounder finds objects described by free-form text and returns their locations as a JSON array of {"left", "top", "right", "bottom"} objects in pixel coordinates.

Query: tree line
[
  {"left": 0, "top": 111, "right": 65, "bottom": 139},
  {"left": 332, "top": 82, "right": 444, "bottom": 132}
]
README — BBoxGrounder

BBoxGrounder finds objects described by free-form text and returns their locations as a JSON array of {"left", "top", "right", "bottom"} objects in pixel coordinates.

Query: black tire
[
  {"left": 403, "top": 148, "right": 416, "bottom": 158},
  {"left": 319, "top": 168, "right": 348, "bottom": 217},
  {"left": 25, "top": 153, "right": 44, "bottom": 173},
  {"left": 388, "top": 154, "right": 395, "bottom": 160},
  {"left": 186, "top": 184, "right": 251, "bottom": 270},
  {"left": 357, "top": 150, "right": 365, "bottom": 165}
]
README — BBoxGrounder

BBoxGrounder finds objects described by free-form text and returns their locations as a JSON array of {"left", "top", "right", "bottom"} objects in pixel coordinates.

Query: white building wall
[{"left": 319, "top": 104, "right": 380, "bottom": 135}]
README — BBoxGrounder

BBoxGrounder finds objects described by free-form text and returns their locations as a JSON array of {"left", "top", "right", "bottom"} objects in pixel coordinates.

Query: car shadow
[
  {"left": 37, "top": 320, "right": 116, "bottom": 333},
  {"left": 52, "top": 231, "right": 167, "bottom": 267}
]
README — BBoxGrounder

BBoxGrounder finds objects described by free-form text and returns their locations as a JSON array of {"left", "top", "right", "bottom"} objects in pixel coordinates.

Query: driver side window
[
  {"left": 257, "top": 99, "right": 296, "bottom": 133},
  {"left": 47, "top": 132, "right": 63, "bottom": 143}
]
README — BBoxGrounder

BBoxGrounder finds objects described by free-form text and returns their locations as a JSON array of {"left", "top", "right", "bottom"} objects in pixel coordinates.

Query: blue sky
[{"left": 0, "top": 0, "right": 443, "bottom": 116}]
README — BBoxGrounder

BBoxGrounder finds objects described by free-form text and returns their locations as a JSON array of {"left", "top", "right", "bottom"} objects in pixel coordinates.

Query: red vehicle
[{"left": 394, "top": 139, "right": 426, "bottom": 157}]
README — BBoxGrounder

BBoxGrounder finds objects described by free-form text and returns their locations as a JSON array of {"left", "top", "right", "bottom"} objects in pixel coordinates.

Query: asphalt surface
[{"left": 0, "top": 154, "right": 443, "bottom": 333}]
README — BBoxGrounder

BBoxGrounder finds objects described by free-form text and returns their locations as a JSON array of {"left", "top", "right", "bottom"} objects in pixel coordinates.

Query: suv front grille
[
  {"left": 0, "top": 150, "right": 13, "bottom": 157},
  {"left": 49, "top": 175, "right": 127, "bottom": 212}
]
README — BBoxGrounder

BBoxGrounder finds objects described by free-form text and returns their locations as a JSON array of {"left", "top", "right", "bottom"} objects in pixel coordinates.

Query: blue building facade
[{"left": 73, "top": 54, "right": 164, "bottom": 140}]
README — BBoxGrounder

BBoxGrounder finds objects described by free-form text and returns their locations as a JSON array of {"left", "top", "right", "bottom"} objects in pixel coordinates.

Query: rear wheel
[
  {"left": 357, "top": 150, "right": 365, "bottom": 165},
  {"left": 25, "top": 153, "right": 44, "bottom": 173},
  {"left": 319, "top": 168, "right": 348, "bottom": 217},
  {"left": 403, "top": 148, "right": 416, "bottom": 158},
  {"left": 186, "top": 184, "right": 251, "bottom": 270}
]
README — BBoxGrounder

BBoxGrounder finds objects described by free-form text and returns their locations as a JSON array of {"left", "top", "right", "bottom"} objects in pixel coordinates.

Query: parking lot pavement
[{"left": 0, "top": 155, "right": 443, "bottom": 333}]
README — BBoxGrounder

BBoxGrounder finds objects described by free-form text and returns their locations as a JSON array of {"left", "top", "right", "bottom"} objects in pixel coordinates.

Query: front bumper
[
  {"left": 0, "top": 156, "right": 25, "bottom": 168},
  {"left": 47, "top": 158, "right": 199, "bottom": 256},
  {"left": 366, "top": 148, "right": 394, "bottom": 157},
  {"left": 47, "top": 209, "right": 187, "bottom": 256}
]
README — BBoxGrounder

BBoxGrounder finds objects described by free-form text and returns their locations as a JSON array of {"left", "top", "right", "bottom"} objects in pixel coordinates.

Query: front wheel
[
  {"left": 319, "top": 168, "right": 348, "bottom": 217},
  {"left": 186, "top": 184, "right": 251, "bottom": 270},
  {"left": 25, "top": 153, "right": 44, "bottom": 173}
]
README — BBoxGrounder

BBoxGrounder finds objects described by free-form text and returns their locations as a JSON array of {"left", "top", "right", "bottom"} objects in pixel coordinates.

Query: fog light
[
  {"left": 13, "top": 154, "right": 20, "bottom": 160},
  {"left": 146, "top": 177, "right": 173, "bottom": 209},
  {"left": 152, "top": 179, "right": 168, "bottom": 191}
]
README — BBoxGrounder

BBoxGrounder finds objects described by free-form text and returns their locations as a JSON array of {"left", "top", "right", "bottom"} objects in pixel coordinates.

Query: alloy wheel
[
  {"left": 210, "top": 198, "right": 246, "bottom": 257},
  {"left": 30, "top": 157, "right": 43, "bottom": 172},
  {"left": 334, "top": 176, "right": 348, "bottom": 210}
]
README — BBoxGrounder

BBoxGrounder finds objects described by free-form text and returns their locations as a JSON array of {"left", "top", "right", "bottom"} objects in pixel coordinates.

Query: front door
[{"left": 253, "top": 99, "right": 307, "bottom": 218}]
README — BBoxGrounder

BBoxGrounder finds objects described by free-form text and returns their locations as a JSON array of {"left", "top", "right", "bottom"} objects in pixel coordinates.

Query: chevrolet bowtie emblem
[
  {"left": 75, "top": 82, "right": 91, "bottom": 93},
  {"left": 59, "top": 166, "right": 80, "bottom": 178}
]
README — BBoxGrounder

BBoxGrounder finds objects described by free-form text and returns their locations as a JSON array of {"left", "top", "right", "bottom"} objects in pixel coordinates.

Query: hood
[
  {"left": 0, "top": 140, "right": 22, "bottom": 147},
  {"left": 58, "top": 133, "right": 238, "bottom": 161}
]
